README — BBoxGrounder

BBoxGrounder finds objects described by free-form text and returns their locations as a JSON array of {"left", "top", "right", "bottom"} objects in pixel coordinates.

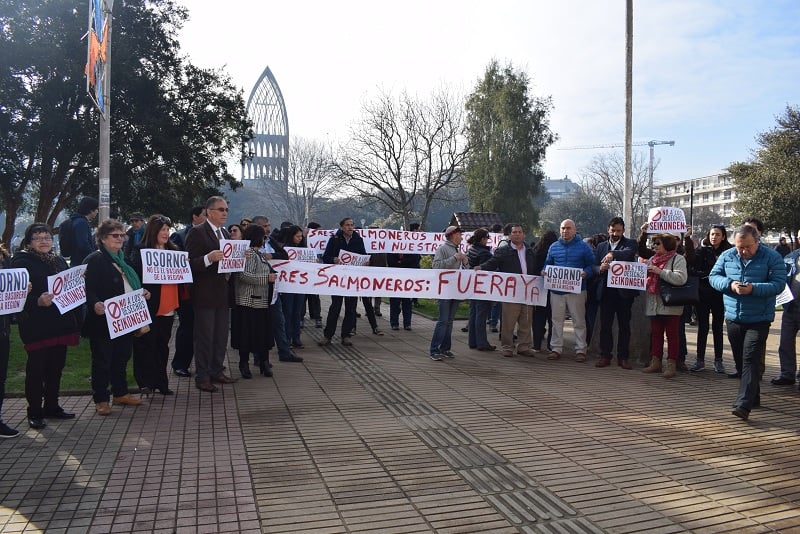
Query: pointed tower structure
[{"left": 242, "top": 66, "right": 289, "bottom": 183}]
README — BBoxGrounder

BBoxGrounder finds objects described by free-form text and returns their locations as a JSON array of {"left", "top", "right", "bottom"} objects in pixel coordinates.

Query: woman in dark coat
[
  {"left": 10, "top": 223, "right": 82, "bottom": 429},
  {"left": 83, "top": 219, "right": 150, "bottom": 415},
  {"left": 130, "top": 215, "right": 180, "bottom": 395},
  {"left": 684, "top": 224, "right": 732, "bottom": 373},
  {"left": 466, "top": 228, "right": 495, "bottom": 351},
  {"left": 532, "top": 231, "right": 557, "bottom": 352}
]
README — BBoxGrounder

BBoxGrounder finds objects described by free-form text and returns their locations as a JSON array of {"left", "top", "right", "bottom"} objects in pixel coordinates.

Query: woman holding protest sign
[
  {"left": 9, "top": 223, "right": 82, "bottom": 430},
  {"left": 638, "top": 228, "right": 688, "bottom": 379},
  {"left": 280, "top": 225, "right": 307, "bottom": 348},
  {"left": 130, "top": 215, "right": 180, "bottom": 396},
  {"left": 466, "top": 228, "right": 495, "bottom": 351},
  {"left": 232, "top": 224, "right": 276, "bottom": 378},
  {"left": 83, "top": 219, "right": 151, "bottom": 415}
]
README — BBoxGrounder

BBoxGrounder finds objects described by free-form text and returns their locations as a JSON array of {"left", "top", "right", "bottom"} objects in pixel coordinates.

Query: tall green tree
[
  {"left": 465, "top": 60, "right": 556, "bottom": 229},
  {"left": 729, "top": 104, "right": 800, "bottom": 234},
  {"left": 0, "top": 0, "right": 247, "bottom": 243},
  {"left": 539, "top": 187, "right": 613, "bottom": 238}
]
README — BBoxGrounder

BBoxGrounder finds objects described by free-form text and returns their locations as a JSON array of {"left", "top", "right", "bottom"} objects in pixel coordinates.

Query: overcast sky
[{"left": 178, "top": 0, "right": 800, "bottom": 185}]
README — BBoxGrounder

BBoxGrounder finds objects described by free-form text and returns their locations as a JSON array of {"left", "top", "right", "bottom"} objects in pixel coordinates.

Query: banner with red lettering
[
  {"left": 647, "top": 207, "right": 686, "bottom": 235},
  {"left": 103, "top": 288, "right": 152, "bottom": 339},
  {"left": 271, "top": 261, "right": 547, "bottom": 306},
  {"left": 47, "top": 265, "right": 87, "bottom": 314},
  {"left": 0, "top": 268, "right": 29, "bottom": 315},
  {"left": 607, "top": 261, "right": 647, "bottom": 291},
  {"left": 543, "top": 266, "right": 584, "bottom": 294},
  {"left": 307, "top": 229, "right": 504, "bottom": 255},
  {"left": 217, "top": 239, "right": 249, "bottom": 273},
  {"left": 140, "top": 249, "right": 192, "bottom": 284}
]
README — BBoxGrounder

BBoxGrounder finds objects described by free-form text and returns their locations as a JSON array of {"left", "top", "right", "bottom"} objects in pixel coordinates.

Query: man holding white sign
[
  {"left": 593, "top": 217, "right": 639, "bottom": 369},
  {"left": 544, "top": 219, "right": 595, "bottom": 362},
  {"left": 319, "top": 217, "right": 368, "bottom": 347}
]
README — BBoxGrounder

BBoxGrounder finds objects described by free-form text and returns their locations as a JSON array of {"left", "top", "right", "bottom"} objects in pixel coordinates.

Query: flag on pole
[{"left": 85, "top": 0, "right": 109, "bottom": 115}]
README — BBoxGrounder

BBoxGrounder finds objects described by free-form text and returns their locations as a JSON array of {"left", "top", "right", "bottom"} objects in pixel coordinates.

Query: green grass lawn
[
  {"left": 5, "top": 325, "right": 135, "bottom": 394},
  {"left": 412, "top": 298, "right": 470, "bottom": 320}
]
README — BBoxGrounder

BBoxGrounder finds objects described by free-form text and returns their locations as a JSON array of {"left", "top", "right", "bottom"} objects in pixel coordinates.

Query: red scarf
[{"left": 646, "top": 250, "right": 676, "bottom": 294}]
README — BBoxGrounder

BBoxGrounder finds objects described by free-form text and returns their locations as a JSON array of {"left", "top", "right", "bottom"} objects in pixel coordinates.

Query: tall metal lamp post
[
  {"left": 685, "top": 182, "right": 694, "bottom": 233},
  {"left": 303, "top": 178, "right": 313, "bottom": 227}
]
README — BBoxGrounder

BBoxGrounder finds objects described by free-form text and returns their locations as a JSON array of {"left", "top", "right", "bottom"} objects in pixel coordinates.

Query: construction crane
[{"left": 558, "top": 140, "right": 675, "bottom": 207}]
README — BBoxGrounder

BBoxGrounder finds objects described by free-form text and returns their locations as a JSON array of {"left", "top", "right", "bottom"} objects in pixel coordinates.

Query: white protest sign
[
  {"left": 776, "top": 285, "right": 794, "bottom": 306},
  {"left": 284, "top": 247, "right": 319, "bottom": 263},
  {"left": 47, "top": 265, "right": 87, "bottom": 313},
  {"left": 270, "top": 260, "right": 547, "bottom": 306},
  {"left": 647, "top": 207, "right": 686, "bottom": 235},
  {"left": 0, "top": 268, "right": 29, "bottom": 315},
  {"left": 607, "top": 261, "right": 647, "bottom": 291},
  {"left": 307, "top": 229, "right": 337, "bottom": 253},
  {"left": 103, "top": 288, "right": 152, "bottom": 339},
  {"left": 140, "top": 249, "right": 192, "bottom": 284},
  {"left": 543, "top": 265, "right": 584, "bottom": 294},
  {"left": 217, "top": 239, "right": 249, "bottom": 273},
  {"left": 338, "top": 250, "right": 371, "bottom": 266}
]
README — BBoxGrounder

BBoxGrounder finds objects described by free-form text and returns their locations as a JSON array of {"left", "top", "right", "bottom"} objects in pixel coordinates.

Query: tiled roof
[{"left": 449, "top": 212, "right": 504, "bottom": 231}]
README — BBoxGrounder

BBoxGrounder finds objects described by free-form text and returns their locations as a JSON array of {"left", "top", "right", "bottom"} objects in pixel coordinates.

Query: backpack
[{"left": 58, "top": 217, "right": 75, "bottom": 257}]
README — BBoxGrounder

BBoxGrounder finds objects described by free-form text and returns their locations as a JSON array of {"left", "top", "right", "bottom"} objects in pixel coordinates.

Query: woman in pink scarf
[{"left": 638, "top": 232, "right": 688, "bottom": 378}]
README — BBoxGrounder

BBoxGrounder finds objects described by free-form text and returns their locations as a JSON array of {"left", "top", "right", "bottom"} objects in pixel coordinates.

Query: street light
[
  {"left": 684, "top": 182, "right": 694, "bottom": 233},
  {"left": 303, "top": 178, "right": 313, "bottom": 227}
]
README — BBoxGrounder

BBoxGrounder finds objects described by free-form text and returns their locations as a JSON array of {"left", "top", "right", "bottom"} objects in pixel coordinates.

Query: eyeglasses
[
  {"left": 30, "top": 236, "right": 53, "bottom": 242},
  {"left": 210, "top": 207, "right": 229, "bottom": 212},
  {"left": 107, "top": 233, "right": 126, "bottom": 239},
  {"left": 154, "top": 216, "right": 172, "bottom": 226},
  {"left": 711, "top": 224, "right": 726, "bottom": 230}
]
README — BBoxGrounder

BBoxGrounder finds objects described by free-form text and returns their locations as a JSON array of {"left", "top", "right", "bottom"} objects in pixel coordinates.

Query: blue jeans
[
  {"left": 488, "top": 301, "right": 501, "bottom": 328},
  {"left": 281, "top": 293, "right": 305, "bottom": 344},
  {"left": 270, "top": 296, "right": 293, "bottom": 359},
  {"left": 468, "top": 300, "right": 491, "bottom": 348},
  {"left": 727, "top": 320, "right": 770, "bottom": 412},
  {"left": 430, "top": 299, "right": 460, "bottom": 354}
]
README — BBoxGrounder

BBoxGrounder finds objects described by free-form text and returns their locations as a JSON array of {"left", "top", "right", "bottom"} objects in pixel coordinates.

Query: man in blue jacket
[
  {"left": 544, "top": 219, "right": 595, "bottom": 362},
  {"left": 709, "top": 225, "right": 785, "bottom": 420}
]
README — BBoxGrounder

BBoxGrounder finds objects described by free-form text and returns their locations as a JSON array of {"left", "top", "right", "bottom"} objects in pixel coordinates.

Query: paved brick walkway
[{"left": 1, "top": 304, "right": 800, "bottom": 533}]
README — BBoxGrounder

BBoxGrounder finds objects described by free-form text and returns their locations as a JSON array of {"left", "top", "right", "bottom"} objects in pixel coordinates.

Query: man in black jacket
[
  {"left": 593, "top": 217, "right": 638, "bottom": 369},
  {"left": 476, "top": 224, "right": 536, "bottom": 357},
  {"left": 318, "top": 217, "right": 367, "bottom": 347}
]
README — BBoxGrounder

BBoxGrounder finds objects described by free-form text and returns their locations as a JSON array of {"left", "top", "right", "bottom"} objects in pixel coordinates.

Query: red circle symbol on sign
[
  {"left": 107, "top": 301, "right": 121, "bottom": 319},
  {"left": 287, "top": 249, "right": 297, "bottom": 260},
  {"left": 611, "top": 263, "right": 625, "bottom": 276},
  {"left": 651, "top": 210, "right": 663, "bottom": 222},
  {"left": 52, "top": 277, "right": 64, "bottom": 296},
  {"left": 340, "top": 252, "right": 352, "bottom": 264},
  {"left": 223, "top": 243, "right": 233, "bottom": 258}
]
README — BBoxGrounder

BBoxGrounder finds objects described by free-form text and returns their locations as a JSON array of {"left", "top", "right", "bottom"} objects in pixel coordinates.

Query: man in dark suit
[
  {"left": 169, "top": 205, "right": 206, "bottom": 377},
  {"left": 475, "top": 224, "right": 537, "bottom": 358},
  {"left": 593, "top": 216, "right": 638, "bottom": 369},
  {"left": 185, "top": 196, "right": 237, "bottom": 392}
]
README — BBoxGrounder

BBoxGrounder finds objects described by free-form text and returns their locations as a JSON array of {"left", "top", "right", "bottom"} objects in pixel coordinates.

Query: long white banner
[
  {"left": 306, "top": 229, "right": 504, "bottom": 255},
  {"left": 271, "top": 261, "right": 547, "bottom": 306}
]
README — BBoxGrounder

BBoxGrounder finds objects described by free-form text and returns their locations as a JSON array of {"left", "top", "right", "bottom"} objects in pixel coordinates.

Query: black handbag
[{"left": 659, "top": 257, "right": 699, "bottom": 306}]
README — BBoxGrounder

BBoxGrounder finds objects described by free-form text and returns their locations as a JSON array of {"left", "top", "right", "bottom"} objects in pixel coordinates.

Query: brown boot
[
  {"left": 642, "top": 357, "right": 662, "bottom": 373},
  {"left": 663, "top": 360, "right": 677, "bottom": 378},
  {"left": 113, "top": 394, "right": 142, "bottom": 406},
  {"left": 95, "top": 402, "right": 111, "bottom": 416}
]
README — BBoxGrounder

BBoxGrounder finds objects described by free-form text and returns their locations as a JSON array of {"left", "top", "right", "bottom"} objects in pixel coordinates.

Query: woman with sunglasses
[
  {"left": 684, "top": 224, "right": 732, "bottom": 373},
  {"left": 638, "top": 229, "right": 688, "bottom": 378},
  {"left": 83, "top": 219, "right": 151, "bottom": 415},
  {"left": 8, "top": 224, "right": 82, "bottom": 430},
  {"left": 130, "top": 215, "right": 180, "bottom": 395}
]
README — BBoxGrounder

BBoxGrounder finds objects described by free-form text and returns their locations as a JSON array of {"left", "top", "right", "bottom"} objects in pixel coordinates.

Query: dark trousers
[
  {"left": 585, "top": 295, "right": 599, "bottom": 345},
  {"left": 0, "top": 332, "right": 10, "bottom": 418},
  {"left": 324, "top": 295, "right": 357, "bottom": 339},
  {"left": 777, "top": 303, "right": 800, "bottom": 381},
  {"left": 468, "top": 300, "right": 491, "bottom": 348},
  {"left": 281, "top": 293, "right": 305, "bottom": 344},
  {"left": 25, "top": 345, "right": 67, "bottom": 417},
  {"left": 172, "top": 300, "right": 194, "bottom": 371},
  {"left": 389, "top": 298, "right": 412, "bottom": 328},
  {"left": 133, "top": 315, "right": 174, "bottom": 390},
  {"left": 361, "top": 297, "right": 378, "bottom": 331},
  {"left": 306, "top": 294, "right": 322, "bottom": 320},
  {"left": 598, "top": 291, "right": 633, "bottom": 361},
  {"left": 90, "top": 335, "right": 134, "bottom": 402},
  {"left": 696, "top": 293, "right": 725, "bottom": 361},
  {"left": 193, "top": 306, "right": 229, "bottom": 384},
  {"left": 728, "top": 320, "right": 770, "bottom": 411},
  {"left": 488, "top": 301, "right": 501, "bottom": 328},
  {"left": 532, "top": 300, "right": 553, "bottom": 351},
  {"left": 270, "top": 296, "right": 293, "bottom": 359}
]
